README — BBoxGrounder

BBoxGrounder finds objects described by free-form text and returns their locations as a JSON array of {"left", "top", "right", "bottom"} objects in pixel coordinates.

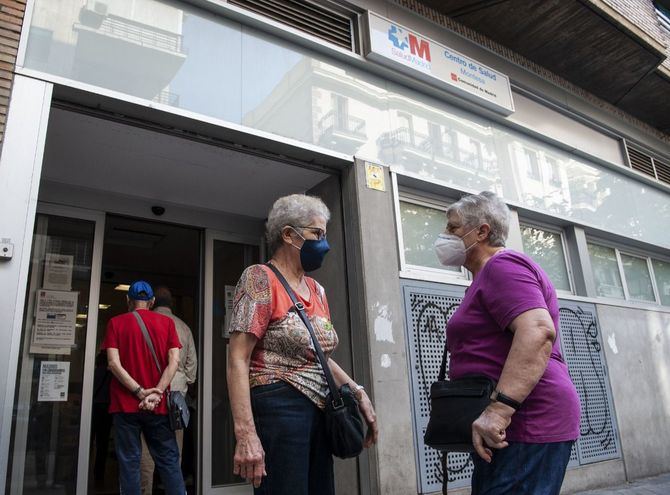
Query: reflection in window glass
[
  {"left": 587, "top": 243, "right": 625, "bottom": 299},
  {"left": 520, "top": 225, "right": 571, "bottom": 291},
  {"left": 652, "top": 259, "right": 670, "bottom": 306},
  {"left": 620, "top": 254, "right": 655, "bottom": 302},
  {"left": 399, "top": 201, "right": 458, "bottom": 272}
]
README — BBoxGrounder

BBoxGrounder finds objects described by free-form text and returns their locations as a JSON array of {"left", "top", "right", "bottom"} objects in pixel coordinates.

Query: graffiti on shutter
[{"left": 401, "top": 281, "right": 620, "bottom": 494}]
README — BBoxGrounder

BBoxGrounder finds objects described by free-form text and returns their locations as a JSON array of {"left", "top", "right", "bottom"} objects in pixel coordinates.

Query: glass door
[
  {"left": 202, "top": 230, "right": 260, "bottom": 494},
  {"left": 6, "top": 204, "right": 105, "bottom": 494}
]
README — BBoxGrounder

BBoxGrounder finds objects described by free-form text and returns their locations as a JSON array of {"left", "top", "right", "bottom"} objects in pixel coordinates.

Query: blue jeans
[
  {"left": 471, "top": 441, "right": 574, "bottom": 495},
  {"left": 251, "top": 381, "right": 334, "bottom": 495},
  {"left": 113, "top": 413, "right": 185, "bottom": 495}
]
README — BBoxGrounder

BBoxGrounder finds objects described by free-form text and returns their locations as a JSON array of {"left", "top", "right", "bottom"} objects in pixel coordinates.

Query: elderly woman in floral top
[{"left": 227, "top": 194, "right": 378, "bottom": 495}]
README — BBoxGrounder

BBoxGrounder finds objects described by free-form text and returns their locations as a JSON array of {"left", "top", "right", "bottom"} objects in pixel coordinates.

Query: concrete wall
[
  {"left": 344, "top": 159, "right": 418, "bottom": 495},
  {"left": 597, "top": 304, "right": 670, "bottom": 480}
]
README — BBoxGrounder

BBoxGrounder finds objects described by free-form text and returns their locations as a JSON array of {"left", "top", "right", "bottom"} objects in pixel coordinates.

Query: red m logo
[{"left": 408, "top": 34, "right": 431, "bottom": 61}]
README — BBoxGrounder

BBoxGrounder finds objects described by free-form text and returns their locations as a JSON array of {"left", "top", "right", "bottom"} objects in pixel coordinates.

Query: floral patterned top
[{"left": 229, "top": 264, "right": 339, "bottom": 408}]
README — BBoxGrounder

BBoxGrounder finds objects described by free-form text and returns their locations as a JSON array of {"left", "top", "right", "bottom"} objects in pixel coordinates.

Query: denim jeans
[
  {"left": 113, "top": 413, "right": 185, "bottom": 495},
  {"left": 470, "top": 441, "right": 574, "bottom": 495},
  {"left": 251, "top": 381, "right": 334, "bottom": 495}
]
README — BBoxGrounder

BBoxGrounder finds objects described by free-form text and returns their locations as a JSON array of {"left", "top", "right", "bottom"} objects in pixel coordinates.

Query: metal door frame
[{"left": 202, "top": 229, "right": 263, "bottom": 494}]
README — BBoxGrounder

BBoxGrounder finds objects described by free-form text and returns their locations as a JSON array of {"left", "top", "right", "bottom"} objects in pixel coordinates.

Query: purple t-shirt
[{"left": 447, "top": 250, "right": 580, "bottom": 443}]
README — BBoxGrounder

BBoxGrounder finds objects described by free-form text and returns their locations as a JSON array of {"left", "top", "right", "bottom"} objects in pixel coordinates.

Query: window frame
[
  {"left": 617, "top": 250, "right": 660, "bottom": 304},
  {"left": 395, "top": 190, "right": 470, "bottom": 284},
  {"left": 586, "top": 237, "right": 670, "bottom": 306},
  {"left": 519, "top": 220, "right": 575, "bottom": 295}
]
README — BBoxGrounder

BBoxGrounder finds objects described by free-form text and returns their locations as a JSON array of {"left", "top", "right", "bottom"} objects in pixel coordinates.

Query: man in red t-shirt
[{"left": 101, "top": 280, "right": 185, "bottom": 495}]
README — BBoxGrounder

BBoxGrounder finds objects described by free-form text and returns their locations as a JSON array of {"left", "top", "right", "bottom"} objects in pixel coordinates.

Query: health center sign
[{"left": 366, "top": 12, "right": 514, "bottom": 115}]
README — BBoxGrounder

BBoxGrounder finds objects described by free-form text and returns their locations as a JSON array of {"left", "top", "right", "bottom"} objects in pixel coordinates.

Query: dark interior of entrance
[{"left": 92, "top": 215, "right": 200, "bottom": 495}]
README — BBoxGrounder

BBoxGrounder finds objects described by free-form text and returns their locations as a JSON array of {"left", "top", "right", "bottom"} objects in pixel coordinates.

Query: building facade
[{"left": 1, "top": 1, "right": 669, "bottom": 494}]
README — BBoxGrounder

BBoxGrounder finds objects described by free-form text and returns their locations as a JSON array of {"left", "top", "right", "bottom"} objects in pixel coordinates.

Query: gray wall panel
[{"left": 596, "top": 304, "right": 670, "bottom": 480}]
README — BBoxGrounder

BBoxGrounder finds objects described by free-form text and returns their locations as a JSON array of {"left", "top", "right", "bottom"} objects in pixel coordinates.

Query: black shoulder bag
[
  {"left": 266, "top": 263, "right": 365, "bottom": 459},
  {"left": 133, "top": 311, "right": 190, "bottom": 431},
  {"left": 423, "top": 338, "right": 496, "bottom": 452}
]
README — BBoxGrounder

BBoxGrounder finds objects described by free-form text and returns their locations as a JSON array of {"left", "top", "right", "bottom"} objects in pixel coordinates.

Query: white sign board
[
  {"left": 38, "top": 361, "right": 70, "bottom": 401},
  {"left": 366, "top": 12, "right": 514, "bottom": 115},
  {"left": 43, "top": 253, "right": 74, "bottom": 291},
  {"left": 33, "top": 290, "right": 78, "bottom": 347}
]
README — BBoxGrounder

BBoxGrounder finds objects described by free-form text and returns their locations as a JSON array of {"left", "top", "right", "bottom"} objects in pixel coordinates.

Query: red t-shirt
[{"left": 101, "top": 309, "right": 181, "bottom": 414}]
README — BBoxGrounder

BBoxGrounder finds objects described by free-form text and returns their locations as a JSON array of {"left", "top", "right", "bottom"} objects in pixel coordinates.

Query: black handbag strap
[
  {"left": 438, "top": 338, "right": 449, "bottom": 382},
  {"left": 265, "top": 263, "right": 342, "bottom": 406},
  {"left": 133, "top": 310, "right": 163, "bottom": 375}
]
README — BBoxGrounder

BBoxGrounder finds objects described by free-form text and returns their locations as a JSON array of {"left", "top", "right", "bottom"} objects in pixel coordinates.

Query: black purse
[
  {"left": 133, "top": 311, "right": 190, "bottom": 431},
  {"left": 423, "top": 339, "right": 496, "bottom": 452},
  {"left": 266, "top": 263, "right": 365, "bottom": 459}
]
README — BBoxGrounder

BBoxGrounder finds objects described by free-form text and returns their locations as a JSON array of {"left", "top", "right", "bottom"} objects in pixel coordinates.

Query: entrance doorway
[
  {"left": 7, "top": 100, "right": 357, "bottom": 494},
  {"left": 90, "top": 215, "right": 200, "bottom": 494}
]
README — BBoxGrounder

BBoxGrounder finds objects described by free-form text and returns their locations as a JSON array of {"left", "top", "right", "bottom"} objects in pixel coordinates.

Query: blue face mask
[{"left": 291, "top": 228, "right": 330, "bottom": 272}]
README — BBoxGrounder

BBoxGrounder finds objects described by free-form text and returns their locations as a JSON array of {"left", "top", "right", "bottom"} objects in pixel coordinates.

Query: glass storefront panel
[
  {"left": 399, "top": 201, "right": 459, "bottom": 273},
  {"left": 23, "top": 0, "right": 670, "bottom": 249},
  {"left": 587, "top": 243, "right": 625, "bottom": 299},
  {"left": 652, "top": 259, "right": 670, "bottom": 306},
  {"left": 7, "top": 214, "right": 96, "bottom": 494},
  {"left": 520, "top": 225, "right": 571, "bottom": 292},
  {"left": 620, "top": 253, "right": 655, "bottom": 302}
]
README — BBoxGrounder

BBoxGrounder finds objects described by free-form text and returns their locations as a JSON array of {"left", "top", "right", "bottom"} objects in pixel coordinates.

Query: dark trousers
[
  {"left": 113, "top": 413, "right": 185, "bottom": 495},
  {"left": 251, "top": 381, "right": 334, "bottom": 495},
  {"left": 471, "top": 440, "right": 574, "bottom": 495}
]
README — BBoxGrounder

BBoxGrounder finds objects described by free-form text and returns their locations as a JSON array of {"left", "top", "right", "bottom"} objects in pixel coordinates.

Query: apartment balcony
[
  {"left": 73, "top": 7, "right": 187, "bottom": 102},
  {"left": 317, "top": 111, "right": 367, "bottom": 154}
]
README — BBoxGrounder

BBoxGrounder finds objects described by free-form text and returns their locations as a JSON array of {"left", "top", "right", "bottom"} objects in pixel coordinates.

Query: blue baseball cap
[{"left": 128, "top": 281, "right": 154, "bottom": 301}]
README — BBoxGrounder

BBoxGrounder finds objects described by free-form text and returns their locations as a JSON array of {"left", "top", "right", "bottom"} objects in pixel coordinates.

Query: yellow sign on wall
[{"left": 365, "top": 163, "right": 386, "bottom": 191}]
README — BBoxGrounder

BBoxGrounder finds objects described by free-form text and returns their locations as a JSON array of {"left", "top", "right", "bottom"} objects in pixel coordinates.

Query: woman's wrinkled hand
[
  {"left": 357, "top": 392, "right": 379, "bottom": 448},
  {"left": 233, "top": 432, "right": 267, "bottom": 488},
  {"left": 472, "top": 403, "right": 513, "bottom": 462}
]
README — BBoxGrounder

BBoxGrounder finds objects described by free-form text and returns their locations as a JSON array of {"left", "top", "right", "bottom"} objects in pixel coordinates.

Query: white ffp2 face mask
[{"left": 434, "top": 228, "right": 478, "bottom": 267}]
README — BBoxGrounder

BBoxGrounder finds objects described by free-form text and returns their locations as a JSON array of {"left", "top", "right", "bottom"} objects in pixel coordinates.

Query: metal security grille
[
  {"left": 228, "top": 0, "right": 356, "bottom": 51},
  {"left": 655, "top": 159, "right": 670, "bottom": 185},
  {"left": 401, "top": 281, "right": 621, "bottom": 494},
  {"left": 558, "top": 301, "right": 621, "bottom": 463},
  {"left": 627, "top": 146, "right": 656, "bottom": 178},
  {"left": 402, "top": 282, "right": 471, "bottom": 492}
]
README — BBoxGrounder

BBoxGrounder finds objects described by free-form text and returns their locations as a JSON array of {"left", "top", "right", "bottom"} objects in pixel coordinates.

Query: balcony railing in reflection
[
  {"left": 152, "top": 89, "right": 180, "bottom": 106},
  {"left": 317, "top": 111, "right": 367, "bottom": 139},
  {"left": 79, "top": 10, "right": 185, "bottom": 54},
  {"left": 377, "top": 127, "right": 497, "bottom": 175}
]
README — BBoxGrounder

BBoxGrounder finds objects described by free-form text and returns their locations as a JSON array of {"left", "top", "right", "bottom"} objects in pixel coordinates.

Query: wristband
[
  {"left": 132, "top": 386, "right": 143, "bottom": 398},
  {"left": 490, "top": 389, "right": 522, "bottom": 410}
]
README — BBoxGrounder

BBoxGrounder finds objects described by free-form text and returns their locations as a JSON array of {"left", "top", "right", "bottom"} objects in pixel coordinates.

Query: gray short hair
[
  {"left": 446, "top": 191, "right": 510, "bottom": 247},
  {"left": 266, "top": 194, "right": 331, "bottom": 254}
]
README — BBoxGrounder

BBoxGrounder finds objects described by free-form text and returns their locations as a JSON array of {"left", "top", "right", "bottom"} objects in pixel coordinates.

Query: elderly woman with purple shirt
[{"left": 434, "top": 191, "right": 580, "bottom": 495}]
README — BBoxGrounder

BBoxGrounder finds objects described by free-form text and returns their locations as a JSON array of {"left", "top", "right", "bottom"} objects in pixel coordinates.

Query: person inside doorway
[
  {"left": 227, "top": 194, "right": 379, "bottom": 495},
  {"left": 140, "top": 286, "right": 197, "bottom": 494},
  {"left": 101, "top": 280, "right": 186, "bottom": 495}
]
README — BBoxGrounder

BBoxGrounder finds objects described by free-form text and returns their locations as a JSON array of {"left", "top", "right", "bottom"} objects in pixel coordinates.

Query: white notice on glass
[
  {"left": 38, "top": 361, "right": 70, "bottom": 401},
  {"left": 43, "top": 253, "right": 74, "bottom": 291},
  {"left": 223, "top": 285, "right": 236, "bottom": 338},
  {"left": 33, "top": 290, "right": 78, "bottom": 347}
]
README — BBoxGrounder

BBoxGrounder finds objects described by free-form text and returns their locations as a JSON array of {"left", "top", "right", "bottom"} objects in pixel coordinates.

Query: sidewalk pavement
[{"left": 573, "top": 472, "right": 670, "bottom": 494}]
